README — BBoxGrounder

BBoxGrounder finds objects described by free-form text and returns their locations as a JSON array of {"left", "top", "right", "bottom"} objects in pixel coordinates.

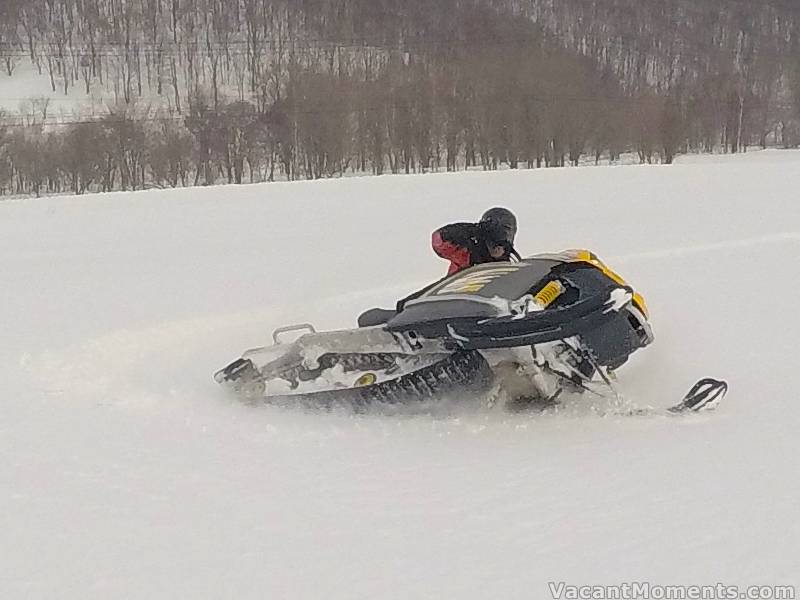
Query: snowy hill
[{"left": 2, "top": 151, "right": 799, "bottom": 598}]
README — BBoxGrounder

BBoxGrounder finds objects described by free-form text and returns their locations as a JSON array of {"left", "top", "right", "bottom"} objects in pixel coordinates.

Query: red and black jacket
[{"left": 432, "top": 222, "right": 499, "bottom": 275}]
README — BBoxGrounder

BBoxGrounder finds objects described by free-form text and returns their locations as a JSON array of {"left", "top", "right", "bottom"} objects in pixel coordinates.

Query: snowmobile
[{"left": 214, "top": 250, "right": 727, "bottom": 413}]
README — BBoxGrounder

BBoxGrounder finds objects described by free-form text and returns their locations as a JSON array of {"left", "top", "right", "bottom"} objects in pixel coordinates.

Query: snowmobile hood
[{"left": 387, "top": 260, "right": 560, "bottom": 329}]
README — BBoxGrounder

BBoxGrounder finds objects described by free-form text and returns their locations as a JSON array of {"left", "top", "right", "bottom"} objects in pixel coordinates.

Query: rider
[
  {"left": 432, "top": 207, "right": 520, "bottom": 274},
  {"left": 358, "top": 208, "right": 520, "bottom": 327}
]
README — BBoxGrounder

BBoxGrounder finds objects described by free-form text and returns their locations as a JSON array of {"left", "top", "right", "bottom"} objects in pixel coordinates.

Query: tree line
[{"left": 1, "top": 0, "right": 799, "bottom": 196}]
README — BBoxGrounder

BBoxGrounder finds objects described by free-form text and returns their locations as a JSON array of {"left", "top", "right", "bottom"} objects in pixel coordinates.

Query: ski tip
[{"left": 669, "top": 378, "right": 729, "bottom": 414}]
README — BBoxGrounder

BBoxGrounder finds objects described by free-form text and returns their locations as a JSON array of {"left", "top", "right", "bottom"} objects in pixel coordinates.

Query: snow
[
  {"left": 2, "top": 151, "right": 799, "bottom": 598},
  {"left": 603, "top": 287, "right": 632, "bottom": 313},
  {"left": 0, "top": 62, "right": 102, "bottom": 118}
]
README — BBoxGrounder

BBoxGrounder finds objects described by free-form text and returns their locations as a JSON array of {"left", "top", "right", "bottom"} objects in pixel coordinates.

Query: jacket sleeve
[{"left": 432, "top": 222, "right": 479, "bottom": 274}]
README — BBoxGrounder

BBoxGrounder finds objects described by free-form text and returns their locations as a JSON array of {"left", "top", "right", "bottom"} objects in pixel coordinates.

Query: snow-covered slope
[{"left": 2, "top": 151, "right": 799, "bottom": 598}]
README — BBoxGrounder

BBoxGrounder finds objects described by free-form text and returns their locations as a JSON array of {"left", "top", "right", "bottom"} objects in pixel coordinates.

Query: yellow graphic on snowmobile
[{"left": 436, "top": 265, "right": 521, "bottom": 295}]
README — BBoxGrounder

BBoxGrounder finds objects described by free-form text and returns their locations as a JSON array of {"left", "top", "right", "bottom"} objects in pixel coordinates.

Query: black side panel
[
  {"left": 439, "top": 290, "right": 624, "bottom": 349},
  {"left": 580, "top": 313, "right": 646, "bottom": 369}
]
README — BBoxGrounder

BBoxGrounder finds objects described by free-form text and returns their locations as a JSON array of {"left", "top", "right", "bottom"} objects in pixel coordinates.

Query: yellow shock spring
[{"left": 533, "top": 280, "right": 564, "bottom": 308}]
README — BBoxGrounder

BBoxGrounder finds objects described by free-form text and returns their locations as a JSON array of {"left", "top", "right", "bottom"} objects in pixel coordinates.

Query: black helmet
[{"left": 480, "top": 207, "right": 517, "bottom": 243}]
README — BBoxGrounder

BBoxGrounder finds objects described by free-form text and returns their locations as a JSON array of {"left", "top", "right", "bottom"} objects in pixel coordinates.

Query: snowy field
[{"left": 2, "top": 150, "right": 799, "bottom": 598}]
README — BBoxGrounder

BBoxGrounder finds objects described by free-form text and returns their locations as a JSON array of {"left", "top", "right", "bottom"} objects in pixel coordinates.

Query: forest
[{"left": 1, "top": 0, "right": 799, "bottom": 196}]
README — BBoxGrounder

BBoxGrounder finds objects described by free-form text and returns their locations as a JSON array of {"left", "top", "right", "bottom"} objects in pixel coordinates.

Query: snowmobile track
[{"left": 265, "top": 350, "right": 495, "bottom": 411}]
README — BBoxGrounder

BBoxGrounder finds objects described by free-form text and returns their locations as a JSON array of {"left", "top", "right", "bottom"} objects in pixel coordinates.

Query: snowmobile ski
[{"left": 667, "top": 378, "right": 729, "bottom": 413}]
